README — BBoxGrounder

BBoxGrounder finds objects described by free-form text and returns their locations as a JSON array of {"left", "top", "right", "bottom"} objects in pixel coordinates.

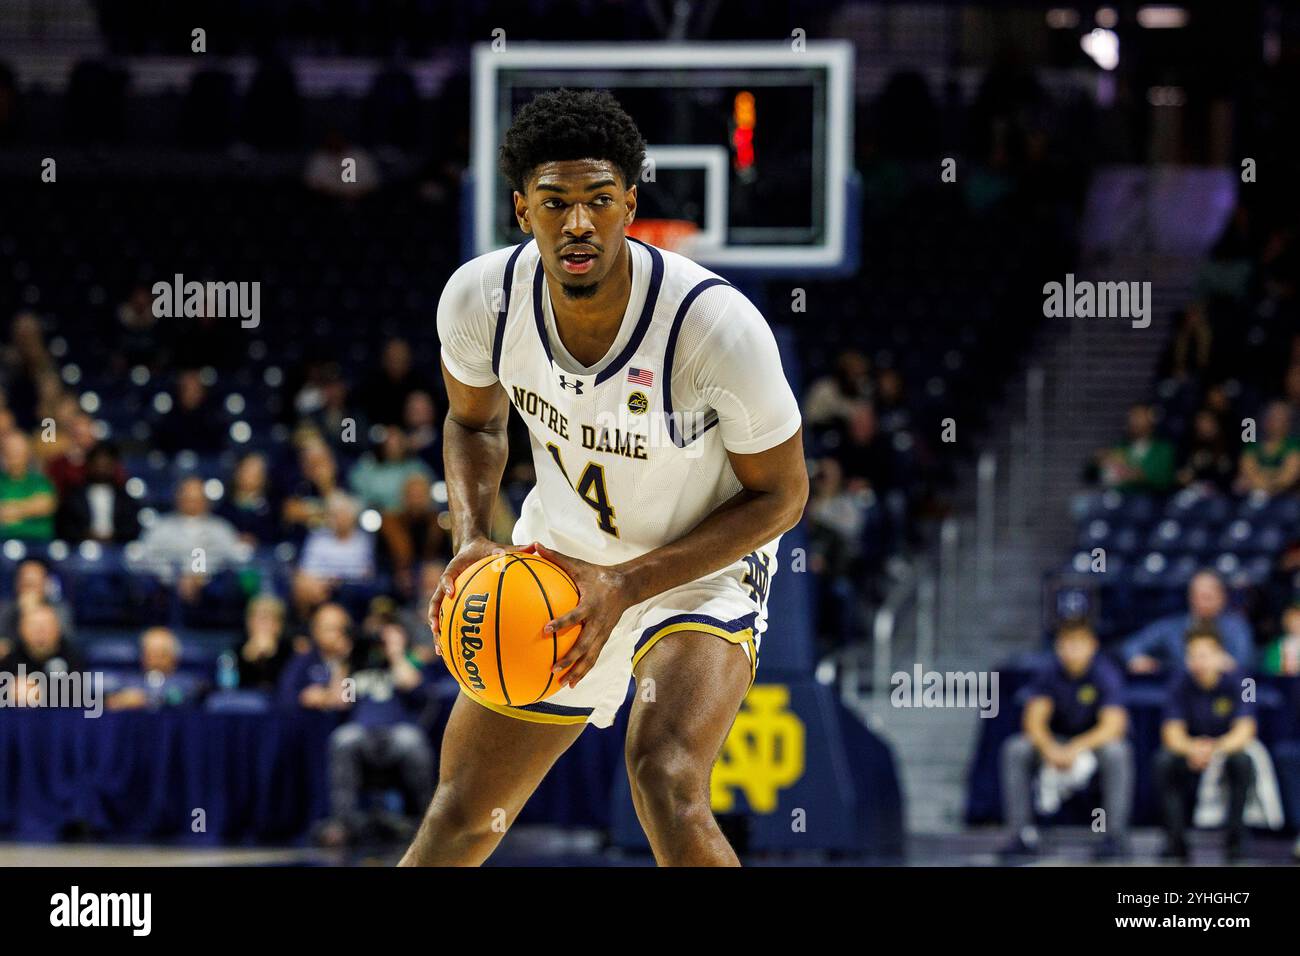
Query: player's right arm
[{"left": 428, "top": 255, "right": 533, "bottom": 653}]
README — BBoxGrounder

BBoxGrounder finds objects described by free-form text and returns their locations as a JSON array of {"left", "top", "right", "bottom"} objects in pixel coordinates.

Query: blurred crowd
[
  {"left": 1023, "top": 193, "right": 1300, "bottom": 861},
  {"left": 1084, "top": 194, "right": 1300, "bottom": 656}
]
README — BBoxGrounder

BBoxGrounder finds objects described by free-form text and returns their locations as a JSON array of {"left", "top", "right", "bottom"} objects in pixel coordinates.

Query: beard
[{"left": 560, "top": 279, "right": 600, "bottom": 299}]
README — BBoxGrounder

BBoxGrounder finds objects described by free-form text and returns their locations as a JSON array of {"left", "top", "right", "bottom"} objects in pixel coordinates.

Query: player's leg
[
  {"left": 398, "top": 695, "right": 585, "bottom": 866},
  {"left": 624, "top": 631, "right": 752, "bottom": 866}
]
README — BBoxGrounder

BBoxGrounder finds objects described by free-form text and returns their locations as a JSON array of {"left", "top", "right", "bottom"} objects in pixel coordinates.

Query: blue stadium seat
[
  {"left": 205, "top": 690, "right": 272, "bottom": 714},
  {"left": 85, "top": 639, "right": 138, "bottom": 668}
]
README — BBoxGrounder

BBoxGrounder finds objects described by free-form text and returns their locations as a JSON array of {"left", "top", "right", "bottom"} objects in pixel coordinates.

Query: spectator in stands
[
  {"left": 292, "top": 492, "right": 375, "bottom": 618},
  {"left": 282, "top": 439, "right": 341, "bottom": 537},
  {"left": 1260, "top": 604, "right": 1300, "bottom": 676},
  {"left": 32, "top": 370, "right": 70, "bottom": 435},
  {"left": 105, "top": 627, "right": 207, "bottom": 710},
  {"left": 278, "top": 602, "right": 353, "bottom": 713},
  {"left": 403, "top": 390, "right": 439, "bottom": 468},
  {"left": 1155, "top": 627, "right": 1257, "bottom": 860},
  {"left": 0, "top": 603, "right": 84, "bottom": 676},
  {"left": 810, "top": 455, "right": 868, "bottom": 558},
  {"left": 151, "top": 369, "right": 225, "bottom": 455},
  {"left": 348, "top": 426, "right": 433, "bottom": 513},
  {"left": 399, "top": 560, "right": 445, "bottom": 664},
  {"left": 56, "top": 440, "right": 140, "bottom": 543},
  {"left": 297, "top": 363, "right": 366, "bottom": 454},
  {"left": 1159, "top": 302, "right": 1213, "bottom": 383},
  {"left": 1095, "top": 403, "right": 1175, "bottom": 493},
  {"left": 803, "top": 350, "right": 871, "bottom": 437},
  {"left": 1235, "top": 400, "right": 1300, "bottom": 497},
  {"left": 313, "top": 616, "right": 435, "bottom": 847},
  {"left": 874, "top": 367, "right": 912, "bottom": 435},
  {"left": 114, "top": 283, "right": 162, "bottom": 372},
  {"left": 835, "top": 402, "right": 894, "bottom": 494},
  {"left": 1122, "top": 570, "right": 1254, "bottom": 674},
  {"left": 833, "top": 402, "right": 908, "bottom": 556},
  {"left": 303, "top": 128, "right": 380, "bottom": 198},
  {"left": 1, "top": 312, "right": 53, "bottom": 430},
  {"left": 217, "top": 452, "right": 278, "bottom": 545},
  {"left": 0, "top": 431, "right": 55, "bottom": 540},
  {"left": 1281, "top": 364, "right": 1300, "bottom": 441},
  {"left": 1175, "top": 409, "right": 1236, "bottom": 493},
  {"left": 380, "top": 473, "right": 447, "bottom": 597},
  {"left": 999, "top": 621, "right": 1132, "bottom": 859},
  {"left": 237, "top": 594, "right": 297, "bottom": 691},
  {"left": 806, "top": 456, "right": 873, "bottom": 649},
  {"left": 32, "top": 394, "right": 78, "bottom": 467},
  {"left": 807, "top": 456, "right": 866, "bottom": 572},
  {"left": 134, "top": 476, "right": 248, "bottom": 604},
  {"left": 0, "top": 558, "right": 75, "bottom": 649},
  {"left": 44, "top": 413, "right": 113, "bottom": 497},
  {"left": 358, "top": 338, "right": 428, "bottom": 427}
]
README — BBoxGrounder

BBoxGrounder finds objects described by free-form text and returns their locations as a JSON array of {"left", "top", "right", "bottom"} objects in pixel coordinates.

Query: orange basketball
[{"left": 438, "top": 552, "right": 582, "bottom": 706}]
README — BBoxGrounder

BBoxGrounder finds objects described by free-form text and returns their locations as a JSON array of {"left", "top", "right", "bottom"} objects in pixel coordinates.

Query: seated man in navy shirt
[
  {"left": 1121, "top": 570, "right": 1254, "bottom": 674},
  {"left": 104, "top": 627, "right": 208, "bottom": 710},
  {"left": 1155, "top": 626, "right": 1257, "bottom": 861},
  {"left": 1000, "top": 621, "right": 1132, "bottom": 859},
  {"left": 278, "top": 603, "right": 434, "bottom": 846}
]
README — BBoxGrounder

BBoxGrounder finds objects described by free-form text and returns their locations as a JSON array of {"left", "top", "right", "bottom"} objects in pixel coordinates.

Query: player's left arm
[{"left": 537, "top": 291, "right": 807, "bottom": 688}]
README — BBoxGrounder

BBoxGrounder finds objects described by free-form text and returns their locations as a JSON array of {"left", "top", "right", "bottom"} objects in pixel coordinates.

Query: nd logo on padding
[{"left": 710, "top": 684, "right": 805, "bottom": 813}]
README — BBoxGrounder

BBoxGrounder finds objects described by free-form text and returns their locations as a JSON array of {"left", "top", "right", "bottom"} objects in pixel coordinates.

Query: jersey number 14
[{"left": 547, "top": 442, "right": 618, "bottom": 537}]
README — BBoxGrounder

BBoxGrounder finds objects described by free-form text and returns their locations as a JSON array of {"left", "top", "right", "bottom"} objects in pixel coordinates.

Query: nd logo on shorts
[
  {"left": 710, "top": 684, "right": 805, "bottom": 813},
  {"left": 626, "top": 390, "right": 649, "bottom": 415}
]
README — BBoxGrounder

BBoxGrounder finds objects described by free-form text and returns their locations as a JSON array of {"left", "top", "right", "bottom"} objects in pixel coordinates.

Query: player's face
[{"left": 515, "top": 159, "right": 636, "bottom": 299}]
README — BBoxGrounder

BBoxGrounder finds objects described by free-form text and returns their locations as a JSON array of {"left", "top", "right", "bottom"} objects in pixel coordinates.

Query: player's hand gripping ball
[{"left": 438, "top": 552, "right": 582, "bottom": 705}]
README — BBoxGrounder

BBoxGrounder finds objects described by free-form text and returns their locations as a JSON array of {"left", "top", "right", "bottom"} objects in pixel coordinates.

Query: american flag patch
[{"left": 627, "top": 367, "right": 654, "bottom": 387}]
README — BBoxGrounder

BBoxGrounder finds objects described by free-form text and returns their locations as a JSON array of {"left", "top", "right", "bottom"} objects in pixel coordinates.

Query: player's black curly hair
[{"left": 499, "top": 88, "right": 647, "bottom": 192}]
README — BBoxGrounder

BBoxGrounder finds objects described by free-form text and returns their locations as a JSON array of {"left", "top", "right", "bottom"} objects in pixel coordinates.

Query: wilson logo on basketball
[
  {"left": 458, "top": 592, "right": 490, "bottom": 691},
  {"left": 439, "top": 552, "right": 582, "bottom": 706}
]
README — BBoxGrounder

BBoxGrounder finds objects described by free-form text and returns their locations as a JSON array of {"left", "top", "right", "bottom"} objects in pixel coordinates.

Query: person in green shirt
[
  {"left": 1236, "top": 401, "right": 1300, "bottom": 497},
  {"left": 1097, "top": 403, "right": 1176, "bottom": 492},
  {"left": 0, "top": 431, "right": 56, "bottom": 540},
  {"left": 347, "top": 426, "right": 433, "bottom": 513},
  {"left": 1260, "top": 605, "right": 1300, "bottom": 676}
]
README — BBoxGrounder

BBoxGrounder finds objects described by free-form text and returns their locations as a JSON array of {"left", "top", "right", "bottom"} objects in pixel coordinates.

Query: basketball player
[{"left": 399, "top": 89, "right": 807, "bottom": 866}]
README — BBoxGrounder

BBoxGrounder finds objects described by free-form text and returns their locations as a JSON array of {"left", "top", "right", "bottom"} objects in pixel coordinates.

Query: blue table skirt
[{"left": 0, "top": 704, "right": 627, "bottom": 844}]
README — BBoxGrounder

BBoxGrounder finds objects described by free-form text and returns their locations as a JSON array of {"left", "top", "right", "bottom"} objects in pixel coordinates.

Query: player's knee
[
  {"left": 423, "top": 782, "right": 505, "bottom": 838},
  {"left": 627, "top": 742, "right": 710, "bottom": 818}
]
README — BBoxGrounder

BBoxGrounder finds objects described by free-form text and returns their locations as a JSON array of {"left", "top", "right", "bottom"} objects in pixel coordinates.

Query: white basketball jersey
[{"left": 488, "top": 237, "right": 780, "bottom": 573}]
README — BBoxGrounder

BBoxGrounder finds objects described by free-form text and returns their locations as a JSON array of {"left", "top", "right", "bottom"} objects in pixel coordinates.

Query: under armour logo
[{"left": 557, "top": 375, "right": 584, "bottom": 394}]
